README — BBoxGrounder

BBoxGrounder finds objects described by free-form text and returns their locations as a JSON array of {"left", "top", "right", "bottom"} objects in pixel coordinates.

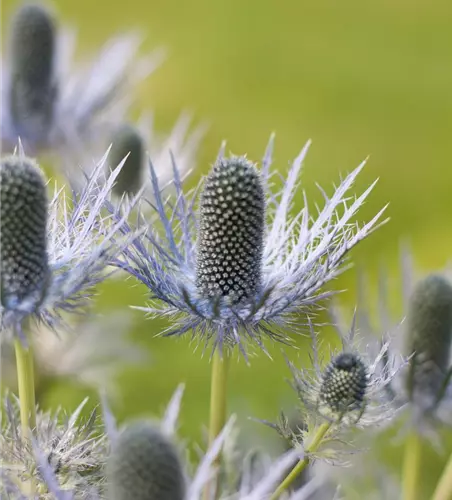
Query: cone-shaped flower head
[
  {"left": 110, "top": 123, "right": 145, "bottom": 197},
  {"left": 318, "top": 352, "right": 368, "bottom": 421},
  {"left": 265, "top": 318, "right": 400, "bottom": 464},
  {"left": 196, "top": 157, "right": 265, "bottom": 303},
  {"left": 0, "top": 147, "right": 138, "bottom": 337},
  {"left": 0, "top": 395, "right": 106, "bottom": 495},
  {"left": 0, "top": 155, "right": 49, "bottom": 312},
  {"left": 107, "top": 421, "right": 186, "bottom": 500},
  {"left": 8, "top": 3, "right": 57, "bottom": 144},
  {"left": 2, "top": 2, "right": 158, "bottom": 157},
  {"left": 404, "top": 274, "right": 452, "bottom": 409},
  {"left": 109, "top": 138, "right": 388, "bottom": 355}
]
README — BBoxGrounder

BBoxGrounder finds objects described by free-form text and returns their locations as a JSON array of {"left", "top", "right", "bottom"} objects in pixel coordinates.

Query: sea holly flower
[
  {"left": 267, "top": 318, "right": 402, "bottom": 467},
  {"left": 31, "top": 388, "right": 330, "bottom": 500},
  {"left": 0, "top": 395, "right": 107, "bottom": 496},
  {"left": 349, "top": 251, "right": 452, "bottom": 440},
  {"left": 1, "top": 3, "right": 159, "bottom": 157},
  {"left": 0, "top": 147, "right": 137, "bottom": 338},
  {"left": 100, "top": 113, "right": 206, "bottom": 200},
  {"left": 109, "top": 137, "right": 388, "bottom": 355}
]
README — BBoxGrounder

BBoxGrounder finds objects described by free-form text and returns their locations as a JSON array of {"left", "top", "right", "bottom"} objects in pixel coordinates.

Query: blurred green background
[{"left": 2, "top": 0, "right": 452, "bottom": 497}]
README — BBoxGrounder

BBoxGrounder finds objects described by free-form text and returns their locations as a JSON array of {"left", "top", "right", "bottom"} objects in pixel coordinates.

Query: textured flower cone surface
[
  {"left": 196, "top": 156, "right": 265, "bottom": 303},
  {"left": 110, "top": 124, "right": 145, "bottom": 197},
  {"left": 319, "top": 353, "right": 368, "bottom": 417},
  {"left": 107, "top": 421, "right": 186, "bottom": 500},
  {"left": 0, "top": 155, "right": 49, "bottom": 310},
  {"left": 405, "top": 275, "right": 452, "bottom": 401},
  {"left": 9, "top": 3, "right": 57, "bottom": 139}
]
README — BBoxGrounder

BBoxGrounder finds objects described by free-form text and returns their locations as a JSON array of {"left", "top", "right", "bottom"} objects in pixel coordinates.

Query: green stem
[
  {"left": 432, "top": 453, "right": 452, "bottom": 500},
  {"left": 402, "top": 432, "right": 422, "bottom": 500},
  {"left": 270, "top": 422, "right": 331, "bottom": 500},
  {"left": 14, "top": 337, "right": 36, "bottom": 439},
  {"left": 203, "top": 349, "right": 231, "bottom": 500}
]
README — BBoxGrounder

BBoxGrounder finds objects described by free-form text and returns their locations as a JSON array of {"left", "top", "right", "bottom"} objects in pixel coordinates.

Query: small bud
[
  {"left": 110, "top": 124, "right": 145, "bottom": 197},
  {"left": 196, "top": 156, "right": 265, "bottom": 303},
  {"left": 9, "top": 4, "right": 57, "bottom": 141},
  {"left": 0, "top": 155, "right": 49, "bottom": 311},
  {"left": 107, "top": 421, "right": 186, "bottom": 500},
  {"left": 318, "top": 353, "right": 368, "bottom": 419},
  {"left": 405, "top": 275, "right": 452, "bottom": 404}
]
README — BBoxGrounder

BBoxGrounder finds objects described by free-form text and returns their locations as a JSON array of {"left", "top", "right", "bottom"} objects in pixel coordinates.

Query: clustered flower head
[
  {"left": 104, "top": 113, "right": 206, "bottom": 201},
  {"left": 25, "top": 387, "right": 330, "bottom": 500},
  {"left": 379, "top": 269, "right": 452, "bottom": 441},
  {"left": 0, "top": 146, "right": 137, "bottom": 338},
  {"left": 347, "top": 248, "right": 452, "bottom": 443},
  {"left": 109, "top": 137, "right": 387, "bottom": 356},
  {"left": 1, "top": 3, "right": 157, "bottom": 158},
  {"left": 0, "top": 395, "right": 107, "bottom": 497},
  {"left": 269, "top": 317, "right": 402, "bottom": 465}
]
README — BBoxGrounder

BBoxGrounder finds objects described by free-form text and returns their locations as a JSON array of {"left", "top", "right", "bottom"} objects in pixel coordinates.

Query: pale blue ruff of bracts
[
  {"left": 0, "top": 145, "right": 138, "bottom": 341},
  {"left": 108, "top": 137, "right": 388, "bottom": 356},
  {"left": 1, "top": 3, "right": 161, "bottom": 157}
]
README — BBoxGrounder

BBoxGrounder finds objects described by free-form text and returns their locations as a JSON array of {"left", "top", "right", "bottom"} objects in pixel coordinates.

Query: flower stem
[
  {"left": 203, "top": 349, "right": 231, "bottom": 500},
  {"left": 432, "top": 452, "right": 452, "bottom": 500},
  {"left": 402, "top": 432, "right": 422, "bottom": 500},
  {"left": 270, "top": 422, "right": 331, "bottom": 500},
  {"left": 14, "top": 337, "right": 36, "bottom": 439}
]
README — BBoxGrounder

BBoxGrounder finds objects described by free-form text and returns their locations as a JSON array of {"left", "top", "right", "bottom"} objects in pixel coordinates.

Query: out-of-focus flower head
[
  {"left": 0, "top": 146, "right": 138, "bottom": 340},
  {"left": 1, "top": 2, "right": 161, "bottom": 157},
  {"left": 108, "top": 136, "right": 388, "bottom": 357},
  {"left": 345, "top": 248, "right": 452, "bottom": 445},
  {"left": 31, "top": 386, "right": 333, "bottom": 500},
  {"left": 67, "top": 113, "right": 207, "bottom": 198},
  {"left": 266, "top": 317, "right": 403, "bottom": 466},
  {"left": 0, "top": 395, "right": 107, "bottom": 497}
]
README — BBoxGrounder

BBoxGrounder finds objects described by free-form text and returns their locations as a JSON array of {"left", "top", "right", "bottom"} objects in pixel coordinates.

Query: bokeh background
[{"left": 2, "top": 1, "right": 452, "bottom": 497}]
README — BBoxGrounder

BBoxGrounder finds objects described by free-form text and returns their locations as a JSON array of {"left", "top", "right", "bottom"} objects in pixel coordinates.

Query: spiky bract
[
  {"left": 9, "top": 4, "right": 57, "bottom": 143},
  {"left": 355, "top": 253, "right": 452, "bottom": 439},
  {"left": 1, "top": 3, "right": 158, "bottom": 156},
  {"left": 405, "top": 275, "right": 452, "bottom": 407},
  {"left": 0, "top": 395, "right": 106, "bottom": 496},
  {"left": 0, "top": 155, "right": 49, "bottom": 312},
  {"left": 0, "top": 148, "right": 138, "bottom": 337},
  {"left": 318, "top": 352, "right": 368, "bottom": 421},
  {"left": 108, "top": 138, "right": 387, "bottom": 355},
  {"left": 107, "top": 421, "right": 186, "bottom": 500},
  {"left": 110, "top": 123, "right": 145, "bottom": 197},
  {"left": 267, "top": 318, "right": 400, "bottom": 465},
  {"left": 196, "top": 157, "right": 265, "bottom": 304}
]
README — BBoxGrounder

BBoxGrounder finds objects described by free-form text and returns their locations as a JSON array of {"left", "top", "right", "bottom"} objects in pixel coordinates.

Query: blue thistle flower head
[
  {"left": 1, "top": 2, "right": 160, "bottom": 157},
  {"left": 0, "top": 395, "right": 106, "bottom": 496},
  {"left": 265, "top": 316, "right": 402, "bottom": 465},
  {"left": 103, "top": 114, "right": 205, "bottom": 201},
  {"left": 0, "top": 145, "right": 137, "bottom": 340},
  {"left": 110, "top": 137, "right": 388, "bottom": 356},
  {"left": 352, "top": 249, "right": 452, "bottom": 444},
  {"left": 30, "top": 388, "right": 329, "bottom": 500}
]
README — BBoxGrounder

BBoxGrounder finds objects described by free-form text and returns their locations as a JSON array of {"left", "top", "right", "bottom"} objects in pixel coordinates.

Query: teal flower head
[
  {"left": 108, "top": 137, "right": 388, "bottom": 357},
  {"left": 0, "top": 146, "right": 137, "bottom": 341},
  {"left": 1, "top": 3, "right": 160, "bottom": 157}
]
